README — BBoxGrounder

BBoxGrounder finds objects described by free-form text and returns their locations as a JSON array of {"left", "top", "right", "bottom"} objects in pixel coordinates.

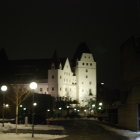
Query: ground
[{"left": 0, "top": 119, "right": 139, "bottom": 140}]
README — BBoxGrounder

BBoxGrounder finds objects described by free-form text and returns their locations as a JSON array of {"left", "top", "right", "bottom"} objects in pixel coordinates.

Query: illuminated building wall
[{"left": 48, "top": 52, "right": 96, "bottom": 106}]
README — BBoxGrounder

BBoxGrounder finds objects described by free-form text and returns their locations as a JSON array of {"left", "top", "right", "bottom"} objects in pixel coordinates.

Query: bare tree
[{"left": 7, "top": 84, "right": 31, "bottom": 134}]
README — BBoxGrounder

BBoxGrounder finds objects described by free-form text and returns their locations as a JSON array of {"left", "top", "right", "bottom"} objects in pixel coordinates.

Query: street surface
[{"left": 50, "top": 120, "right": 127, "bottom": 140}]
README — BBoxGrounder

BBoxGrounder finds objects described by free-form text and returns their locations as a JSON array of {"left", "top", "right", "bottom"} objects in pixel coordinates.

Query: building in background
[
  {"left": 118, "top": 36, "right": 140, "bottom": 131},
  {"left": 0, "top": 43, "right": 97, "bottom": 107}
]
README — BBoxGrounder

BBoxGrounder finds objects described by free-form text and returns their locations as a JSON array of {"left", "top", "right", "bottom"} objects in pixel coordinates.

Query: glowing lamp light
[
  {"left": 66, "top": 106, "right": 70, "bottom": 108},
  {"left": 20, "top": 105, "right": 23, "bottom": 108},
  {"left": 23, "top": 108, "right": 26, "bottom": 111},
  {"left": 74, "top": 108, "right": 77, "bottom": 111},
  {"left": 77, "top": 110, "right": 80, "bottom": 112},
  {"left": 5, "top": 104, "right": 9, "bottom": 108},
  {"left": 47, "top": 109, "right": 50, "bottom": 112},
  {"left": 98, "top": 107, "right": 102, "bottom": 110},
  {"left": 29, "top": 82, "right": 37, "bottom": 90},
  {"left": 33, "top": 102, "right": 37, "bottom": 106},
  {"left": 84, "top": 109, "right": 87, "bottom": 112},
  {"left": 101, "top": 82, "right": 104, "bottom": 85},
  {"left": 59, "top": 107, "right": 62, "bottom": 110},
  {"left": 99, "top": 102, "right": 103, "bottom": 106},
  {"left": 1, "top": 85, "right": 7, "bottom": 92},
  {"left": 92, "top": 104, "right": 95, "bottom": 108}
]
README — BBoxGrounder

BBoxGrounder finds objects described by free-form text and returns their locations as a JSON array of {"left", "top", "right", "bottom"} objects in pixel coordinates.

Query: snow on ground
[
  {"left": 0, "top": 123, "right": 68, "bottom": 140},
  {"left": 100, "top": 124, "right": 140, "bottom": 140},
  {"left": 0, "top": 133, "right": 67, "bottom": 140},
  {"left": 0, "top": 123, "right": 64, "bottom": 131}
]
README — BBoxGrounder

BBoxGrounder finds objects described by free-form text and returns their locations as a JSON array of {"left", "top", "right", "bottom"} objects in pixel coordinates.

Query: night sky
[{"left": 0, "top": 0, "right": 140, "bottom": 89}]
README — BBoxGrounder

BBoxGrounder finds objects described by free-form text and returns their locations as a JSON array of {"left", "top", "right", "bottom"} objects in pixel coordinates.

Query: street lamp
[
  {"left": 29, "top": 82, "right": 37, "bottom": 138},
  {"left": 1, "top": 85, "right": 7, "bottom": 127}
]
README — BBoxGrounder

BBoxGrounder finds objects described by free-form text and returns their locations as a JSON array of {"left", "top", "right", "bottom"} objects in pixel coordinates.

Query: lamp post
[
  {"left": 1, "top": 85, "right": 7, "bottom": 127},
  {"left": 29, "top": 82, "right": 37, "bottom": 138}
]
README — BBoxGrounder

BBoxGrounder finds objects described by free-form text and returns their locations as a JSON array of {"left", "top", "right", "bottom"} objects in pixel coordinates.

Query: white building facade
[{"left": 47, "top": 52, "right": 96, "bottom": 106}]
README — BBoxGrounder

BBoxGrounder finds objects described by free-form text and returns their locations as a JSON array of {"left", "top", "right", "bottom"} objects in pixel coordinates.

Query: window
[
  {"left": 82, "top": 63, "right": 85, "bottom": 65},
  {"left": 89, "top": 56, "right": 90, "bottom": 59},
  {"left": 52, "top": 75, "right": 54, "bottom": 79},
  {"left": 86, "top": 63, "right": 88, "bottom": 66},
  {"left": 47, "top": 88, "right": 49, "bottom": 91},
  {"left": 85, "top": 56, "right": 86, "bottom": 58},
  {"left": 90, "top": 63, "right": 92, "bottom": 66},
  {"left": 40, "top": 88, "right": 43, "bottom": 92},
  {"left": 86, "top": 75, "right": 88, "bottom": 78},
  {"left": 60, "top": 88, "right": 61, "bottom": 91},
  {"left": 89, "top": 81, "right": 92, "bottom": 85},
  {"left": 89, "top": 89, "right": 92, "bottom": 96},
  {"left": 60, "top": 76, "right": 62, "bottom": 79},
  {"left": 86, "top": 69, "right": 88, "bottom": 72},
  {"left": 52, "top": 87, "right": 54, "bottom": 91}
]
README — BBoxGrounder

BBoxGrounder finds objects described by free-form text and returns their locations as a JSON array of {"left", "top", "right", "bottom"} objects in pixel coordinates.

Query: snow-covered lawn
[
  {"left": 0, "top": 133, "right": 67, "bottom": 140},
  {"left": 0, "top": 123, "right": 68, "bottom": 140}
]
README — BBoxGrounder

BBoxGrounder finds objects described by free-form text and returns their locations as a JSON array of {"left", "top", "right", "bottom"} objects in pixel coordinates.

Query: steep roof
[{"left": 73, "top": 42, "right": 91, "bottom": 61}]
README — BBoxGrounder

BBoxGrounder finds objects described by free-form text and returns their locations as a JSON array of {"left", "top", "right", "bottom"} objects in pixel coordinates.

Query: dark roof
[{"left": 73, "top": 42, "right": 91, "bottom": 61}]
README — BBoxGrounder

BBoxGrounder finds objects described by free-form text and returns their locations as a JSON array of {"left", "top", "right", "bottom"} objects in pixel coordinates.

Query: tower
[{"left": 74, "top": 43, "right": 96, "bottom": 106}]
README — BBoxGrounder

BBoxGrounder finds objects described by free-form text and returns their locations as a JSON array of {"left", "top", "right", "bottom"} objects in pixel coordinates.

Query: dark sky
[{"left": 0, "top": 0, "right": 140, "bottom": 89}]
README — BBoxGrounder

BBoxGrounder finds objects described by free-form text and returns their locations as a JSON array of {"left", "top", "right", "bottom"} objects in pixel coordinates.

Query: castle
[
  {"left": 0, "top": 43, "right": 97, "bottom": 106},
  {"left": 36, "top": 44, "right": 97, "bottom": 106}
]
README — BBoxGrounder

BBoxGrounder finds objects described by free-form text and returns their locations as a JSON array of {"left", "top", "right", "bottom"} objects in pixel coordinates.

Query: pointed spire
[
  {"left": 59, "top": 63, "right": 62, "bottom": 69},
  {"left": 51, "top": 63, "right": 55, "bottom": 69}
]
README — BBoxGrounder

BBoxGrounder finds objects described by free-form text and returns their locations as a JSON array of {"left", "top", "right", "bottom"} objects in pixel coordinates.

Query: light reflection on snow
[{"left": 135, "top": 137, "right": 140, "bottom": 140}]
